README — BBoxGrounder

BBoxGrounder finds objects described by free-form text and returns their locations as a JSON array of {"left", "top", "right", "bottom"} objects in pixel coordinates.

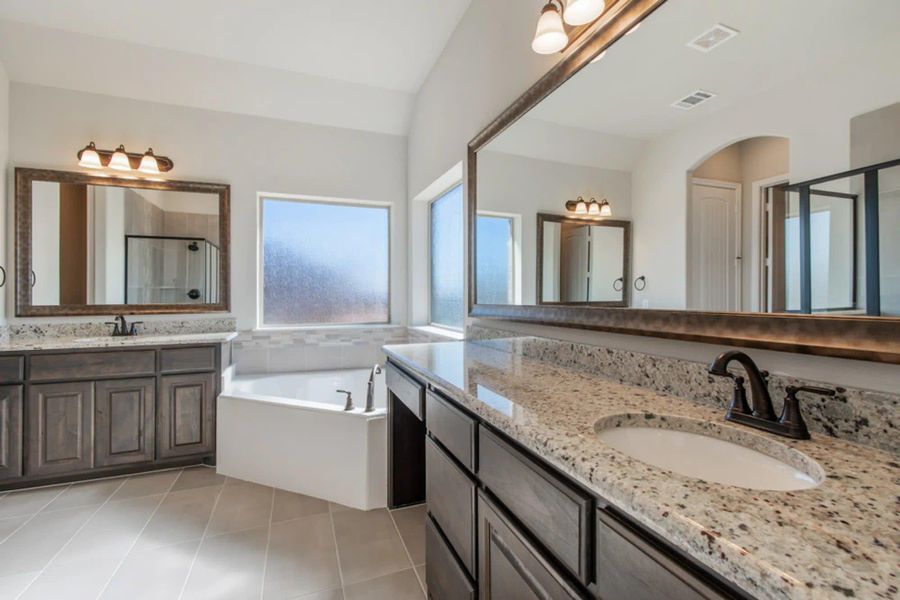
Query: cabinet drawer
[
  {"left": 478, "top": 428, "right": 592, "bottom": 585},
  {"left": 478, "top": 491, "right": 588, "bottom": 600},
  {"left": 596, "top": 510, "right": 728, "bottom": 600},
  {"left": 426, "top": 390, "right": 477, "bottom": 472},
  {"left": 386, "top": 362, "right": 424, "bottom": 420},
  {"left": 30, "top": 350, "right": 156, "bottom": 382},
  {"left": 426, "top": 514, "right": 476, "bottom": 600},
  {"left": 426, "top": 436, "right": 476, "bottom": 576},
  {"left": 0, "top": 356, "right": 24, "bottom": 383},
  {"left": 160, "top": 346, "right": 216, "bottom": 373}
]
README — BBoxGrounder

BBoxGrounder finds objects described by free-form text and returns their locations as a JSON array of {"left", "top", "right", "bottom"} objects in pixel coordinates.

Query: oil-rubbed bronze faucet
[
  {"left": 106, "top": 315, "right": 142, "bottom": 337},
  {"left": 708, "top": 350, "right": 836, "bottom": 439}
]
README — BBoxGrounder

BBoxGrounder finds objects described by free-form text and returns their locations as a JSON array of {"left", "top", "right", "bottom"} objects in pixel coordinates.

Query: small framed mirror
[
  {"left": 536, "top": 213, "right": 630, "bottom": 306},
  {"left": 15, "top": 168, "right": 230, "bottom": 317}
]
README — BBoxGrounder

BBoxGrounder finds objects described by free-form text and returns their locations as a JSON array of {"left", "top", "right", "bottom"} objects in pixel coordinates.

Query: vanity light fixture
[
  {"left": 565, "top": 196, "right": 610, "bottom": 216},
  {"left": 532, "top": 0, "right": 610, "bottom": 54},
  {"left": 76, "top": 141, "right": 174, "bottom": 173},
  {"left": 108, "top": 145, "right": 131, "bottom": 171},
  {"left": 597, "top": 198, "right": 612, "bottom": 216},
  {"left": 532, "top": 1, "right": 568, "bottom": 55}
]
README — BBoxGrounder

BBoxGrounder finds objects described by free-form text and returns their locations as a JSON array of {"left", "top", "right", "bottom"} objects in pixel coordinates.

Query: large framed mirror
[
  {"left": 469, "top": 0, "right": 900, "bottom": 363},
  {"left": 15, "top": 168, "right": 230, "bottom": 316}
]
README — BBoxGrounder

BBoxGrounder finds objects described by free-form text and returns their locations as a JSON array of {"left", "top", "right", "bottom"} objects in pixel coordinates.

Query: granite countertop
[
  {"left": 383, "top": 341, "right": 899, "bottom": 600},
  {"left": 0, "top": 331, "right": 238, "bottom": 352}
]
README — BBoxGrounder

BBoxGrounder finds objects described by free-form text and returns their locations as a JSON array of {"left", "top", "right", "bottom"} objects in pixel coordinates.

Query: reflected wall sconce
[
  {"left": 77, "top": 141, "right": 174, "bottom": 174},
  {"left": 532, "top": 0, "right": 607, "bottom": 54},
  {"left": 565, "top": 196, "right": 612, "bottom": 217}
]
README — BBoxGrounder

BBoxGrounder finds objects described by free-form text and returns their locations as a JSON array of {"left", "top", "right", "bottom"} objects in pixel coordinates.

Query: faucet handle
[
  {"left": 337, "top": 389, "right": 354, "bottom": 411},
  {"left": 778, "top": 385, "right": 834, "bottom": 440},
  {"left": 725, "top": 375, "right": 751, "bottom": 418},
  {"left": 129, "top": 322, "right": 143, "bottom": 336},
  {"left": 105, "top": 321, "right": 121, "bottom": 336}
]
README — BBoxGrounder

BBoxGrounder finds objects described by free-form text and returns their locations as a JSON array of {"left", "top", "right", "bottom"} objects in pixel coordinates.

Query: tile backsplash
[
  {"left": 468, "top": 324, "right": 899, "bottom": 455},
  {"left": 232, "top": 326, "right": 452, "bottom": 375}
]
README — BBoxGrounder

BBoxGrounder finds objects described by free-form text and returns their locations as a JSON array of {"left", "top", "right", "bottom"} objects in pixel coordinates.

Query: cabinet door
[
  {"left": 0, "top": 386, "right": 23, "bottom": 481},
  {"left": 27, "top": 382, "right": 94, "bottom": 477},
  {"left": 95, "top": 378, "right": 156, "bottom": 468},
  {"left": 478, "top": 491, "right": 587, "bottom": 600},
  {"left": 158, "top": 373, "right": 215, "bottom": 459}
]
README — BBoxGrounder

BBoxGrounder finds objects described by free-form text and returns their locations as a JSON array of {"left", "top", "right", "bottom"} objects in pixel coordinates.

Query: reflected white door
[
  {"left": 560, "top": 223, "right": 589, "bottom": 302},
  {"left": 589, "top": 226, "right": 625, "bottom": 302},
  {"left": 690, "top": 182, "right": 740, "bottom": 311}
]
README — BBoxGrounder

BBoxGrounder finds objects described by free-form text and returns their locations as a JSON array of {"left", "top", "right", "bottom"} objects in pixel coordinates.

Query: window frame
[
  {"left": 256, "top": 192, "right": 392, "bottom": 329},
  {"left": 476, "top": 210, "right": 522, "bottom": 305},
  {"left": 428, "top": 184, "right": 466, "bottom": 331}
]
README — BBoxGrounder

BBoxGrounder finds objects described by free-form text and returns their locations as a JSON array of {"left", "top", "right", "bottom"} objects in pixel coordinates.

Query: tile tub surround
[
  {"left": 467, "top": 325, "right": 900, "bottom": 455},
  {"left": 383, "top": 341, "right": 899, "bottom": 600},
  {"left": 233, "top": 326, "right": 455, "bottom": 375}
]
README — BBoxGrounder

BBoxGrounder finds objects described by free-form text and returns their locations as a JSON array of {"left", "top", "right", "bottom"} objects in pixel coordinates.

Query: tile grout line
[
  {"left": 175, "top": 476, "right": 229, "bottom": 600},
  {"left": 14, "top": 477, "right": 128, "bottom": 600},
  {"left": 327, "top": 505, "right": 348, "bottom": 594},
  {"left": 258, "top": 487, "right": 276, "bottom": 599},
  {"left": 388, "top": 508, "right": 426, "bottom": 597},
  {"left": 0, "top": 484, "right": 71, "bottom": 546},
  {"left": 94, "top": 469, "right": 184, "bottom": 599}
]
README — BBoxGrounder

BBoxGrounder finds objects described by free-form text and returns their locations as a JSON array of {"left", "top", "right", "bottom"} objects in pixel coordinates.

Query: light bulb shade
[
  {"left": 599, "top": 199, "right": 612, "bottom": 216},
  {"left": 532, "top": 3, "right": 567, "bottom": 55},
  {"left": 138, "top": 148, "right": 161, "bottom": 174},
  {"left": 574, "top": 200, "right": 588, "bottom": 214},
  {"left": 563, "top": 0, "right": 606, "bottom": 26},
  {"left": 78, "top": 142, "right": 102, "bottom": 168},
  {"left": 109, "top": 145, "right": 131, "bottom": 171},
  {"left": 588, "top": 201, "right": 601, "bottom": 215}
]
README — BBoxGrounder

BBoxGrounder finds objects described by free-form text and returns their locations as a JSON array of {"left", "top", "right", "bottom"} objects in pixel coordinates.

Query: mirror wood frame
[
  {"left": 535, "top": 213, "right": 631, "bottom": 308},
  {"left": 15, "top": 167, "right": 231, "bottom": 317},
  {"left": 466, "top": 0, "right": 900, "bottom": 364}
]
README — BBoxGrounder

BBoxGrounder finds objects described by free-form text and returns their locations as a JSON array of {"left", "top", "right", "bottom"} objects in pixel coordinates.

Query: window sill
[
  {"left": 253, "top": 323, "right": 398, "bottom": 333},
  {"left": 412, "top": 325, "right": 465, "bottom": 341}
]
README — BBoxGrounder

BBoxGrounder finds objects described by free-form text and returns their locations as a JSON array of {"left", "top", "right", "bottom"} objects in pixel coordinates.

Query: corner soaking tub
[{"left": 217, "top": 368, "right": 387, "bottom": 510}]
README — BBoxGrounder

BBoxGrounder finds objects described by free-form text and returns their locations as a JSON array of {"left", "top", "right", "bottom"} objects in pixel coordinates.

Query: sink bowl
[{"left": 595, "top": 414, "right": 824, "bottom": 491}]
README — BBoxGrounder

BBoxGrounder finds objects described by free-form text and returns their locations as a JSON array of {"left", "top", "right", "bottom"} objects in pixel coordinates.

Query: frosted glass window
[
  {"left": 476, "top": 215, "right": 514, "bottom": 304},
  {"left": 261, "top": 198, "right": 389, "bottom": 326},
  {"left": 430, "top": 185, "right": 464, "bottom": 329}
]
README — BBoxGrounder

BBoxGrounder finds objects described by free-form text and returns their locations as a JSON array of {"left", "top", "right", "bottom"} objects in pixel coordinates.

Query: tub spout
[{"left": 365, "top": 364, "right": 382, "bottom": 412}]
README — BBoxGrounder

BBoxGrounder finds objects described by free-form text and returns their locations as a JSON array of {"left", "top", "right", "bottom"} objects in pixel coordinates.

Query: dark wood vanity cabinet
[
  {"left": 387, "top": 358, "right": 747, "bottom": 600},
  {"left": 0, "top": 385, "right": 23, "bottom": 481},
  {"left": 0, "top": 343, "right": 225, "bottom": 491}
]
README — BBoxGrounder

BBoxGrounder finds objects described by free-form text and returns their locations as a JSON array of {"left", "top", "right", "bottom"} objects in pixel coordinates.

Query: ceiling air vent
[
  {"left": 671, "top": 90, "right": 717, "bottom": 110},
  {"left": 687, "top": 23, "right": 739, "bottom": 52}
]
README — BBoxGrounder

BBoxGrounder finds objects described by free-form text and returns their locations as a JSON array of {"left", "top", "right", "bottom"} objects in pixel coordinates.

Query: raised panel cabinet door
[
  {"left": 478, "top": 491, "right": 587, "bottom": 600},
  {"left": 158, "top": 373, "right": 215, "bottom": 459},
  {"left": 0, "top": 386, "right": 23, "bottom": 481},
  {"left": 27, "top": 382, "right": 94, "bottom": 477},
  {"left": 95, "top": 378, "right": 156, "bottom": 468}
]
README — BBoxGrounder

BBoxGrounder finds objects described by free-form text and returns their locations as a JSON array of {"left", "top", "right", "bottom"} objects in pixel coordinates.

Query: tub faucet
[
  {"left": 337, "top": 389, "right": 354, "bottom": 411},
  {"left": 365, "top": 364, "right": 382, "bottom": 413}
]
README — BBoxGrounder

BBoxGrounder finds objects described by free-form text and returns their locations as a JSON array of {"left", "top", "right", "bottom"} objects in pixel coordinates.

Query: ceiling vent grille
[
  {"left": 671, "top": 90, "right": 717, "bottom": 110},
  {"left": 687, "top": 24, "right": 739, "bottom": 52}
]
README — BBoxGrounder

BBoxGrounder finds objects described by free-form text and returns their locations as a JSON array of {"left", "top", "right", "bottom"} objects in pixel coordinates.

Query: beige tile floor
[{"left": 0, "top": 467, "right": 426, "bottom": 600}]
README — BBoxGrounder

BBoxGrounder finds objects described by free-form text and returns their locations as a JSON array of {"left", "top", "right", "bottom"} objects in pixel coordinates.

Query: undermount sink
[{"left": 595, "top": 414, "right": 825, "bottom": 491}]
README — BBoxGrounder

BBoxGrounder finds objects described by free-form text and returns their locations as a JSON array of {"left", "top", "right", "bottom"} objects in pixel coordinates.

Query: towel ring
[
  {"left": 0, "top": 266, "right": 5, "bottom": 288},
  {"left": 633, "top": 276, "right": 646, "bottom": 291},
  {"left": 613, "top": 277, "right": 624, "bottom": 292}
]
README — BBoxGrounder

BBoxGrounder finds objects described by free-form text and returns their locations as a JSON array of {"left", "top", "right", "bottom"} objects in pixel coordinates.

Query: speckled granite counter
[
  {"left": 384, "top": 341, "right": 899, "bottom": 600},
  {"left": 0, "top": 331, "right": 238, "bottom": 352}
]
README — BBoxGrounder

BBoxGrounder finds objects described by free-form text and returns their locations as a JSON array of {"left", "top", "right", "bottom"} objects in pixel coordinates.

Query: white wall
[
  {"left": 0, "top": 59, "right": 7, "bottom": 324},
  {"left": 8, "top": 83, "right": 408, "bottom": 330},
  {"left": 478, "top": 150, "right": 631, "bottom": 305},
  {"left": 410, "top": 0, "right": 900, "bottom": 392}
]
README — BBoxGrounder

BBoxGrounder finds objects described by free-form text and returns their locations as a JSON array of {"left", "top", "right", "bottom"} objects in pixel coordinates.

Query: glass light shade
[
  {"left": 138, "top": 149, "right": 161, "bottom": 174},
  {"left": 78, "top": 143, "right": 102, "bottom": 168},
  {"left": 574, "top": 199, "right": 588, "bottom": 214},
  {"left": 588, "top": 201, "right": 601, "bottom": 215},
  {"left": 532, "top": 4, "right": 567, "bottom": 55},
  {"left": 626, "top": 22, "right": 641, "bottom": 35},
  {"left": 563, "top": 0, "right": 605, "bottom": 26},
  {"left": 599, "top": 200, "right": 612, "bottom": 216},
  {"left": 109, "top": 145, "right": 131, "bottom": 171},
  {"left": 590, "top": 50, "right": 607, "bottom": 64}
]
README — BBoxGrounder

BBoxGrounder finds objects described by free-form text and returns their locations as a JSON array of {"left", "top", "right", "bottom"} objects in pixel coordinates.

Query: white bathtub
[{"left": 217, "top": 368, "right": 387, "bottom": 510}]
